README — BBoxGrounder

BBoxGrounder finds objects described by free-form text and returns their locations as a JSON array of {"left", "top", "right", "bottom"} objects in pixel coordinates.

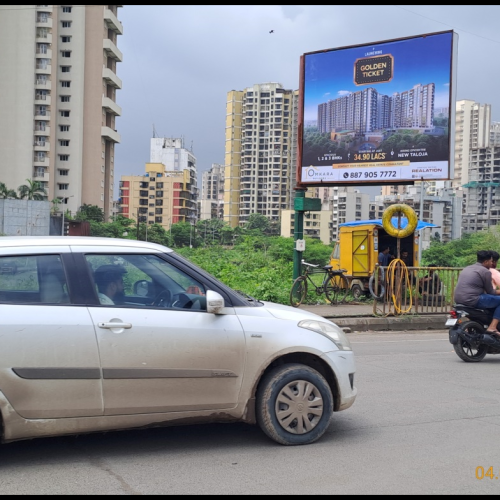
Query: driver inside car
[{"left": 94, "top": 265, "right": 127, "bottom": 305}]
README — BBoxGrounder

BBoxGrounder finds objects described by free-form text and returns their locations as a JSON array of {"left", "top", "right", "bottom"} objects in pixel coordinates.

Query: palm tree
[
  {"left": 18, "top": 179, "right": 46, "bottom": 200},
  {"left": 0, "top": 182, "right": 17, "bottom": 199}
]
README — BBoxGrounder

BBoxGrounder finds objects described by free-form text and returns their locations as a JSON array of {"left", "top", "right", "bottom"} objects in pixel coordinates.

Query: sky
[{"left": 114, "top": 5, "right": 500, "bottom": 200}]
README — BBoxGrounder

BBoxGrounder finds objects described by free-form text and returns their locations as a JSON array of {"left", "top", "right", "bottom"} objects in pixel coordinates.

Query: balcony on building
[
  {"left": 102, "top": 67, "right": 122, "bottom": 89},
  {"left": 35, "top": 95, "right": 51, "bottom": 106},
  {"left": 103, "top": 39, "right": 123, "bottom": 62},
  {"left": 35, "top": 63, "right": 52, "bottom": 75},
  {"left": 104, "top": 8, "right": 123, "bottom": 34},
  {"left": 34, "top": 109, "right": 50, "bottom": 120},
  {"left": 35, "top": 79, "right": 52, "bottom": 91},
  {"left": 101, "top": 126, "right": 121, "bottom": 143},
  {"left": 36, "top": 17, "right": 53, "bottom": 29},
  {"left": 34, "top": 139, "right": 50, "bottom": 151},
  {"left": 34, "top": 124, "right": 50, "bottom": 135},
  {"left": 102, "top": 96, "right": 122, "bottom": 116},
  {"left": 33, "top": 154, "right": 48, "bottom": 166}
]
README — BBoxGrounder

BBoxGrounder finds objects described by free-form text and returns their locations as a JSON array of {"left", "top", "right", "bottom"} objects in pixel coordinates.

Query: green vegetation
[
  {"left": 0, "top": 180, "right": 46, "bottom": 200},
  {"left": 421, "top": 227, "right": 500, "bottom": 267}
]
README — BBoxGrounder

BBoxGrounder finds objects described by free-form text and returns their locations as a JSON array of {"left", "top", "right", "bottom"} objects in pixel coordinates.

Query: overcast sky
[{"left": 114, "top": 5, "right": 500, "bottom": 200}]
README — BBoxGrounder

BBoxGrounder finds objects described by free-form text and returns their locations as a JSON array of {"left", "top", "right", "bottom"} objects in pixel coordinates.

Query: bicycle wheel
[
  {"left": 290, "top": 276, "right": 308, "bottom": 307},
  {"left": 324, "top": 274, "right": 349, "bottom": 305}
]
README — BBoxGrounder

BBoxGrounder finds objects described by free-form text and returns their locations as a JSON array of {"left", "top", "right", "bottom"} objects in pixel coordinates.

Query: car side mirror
[
  {"left": 133, "top": 279, "right": 151, "bottom": 297},
  {"left": 206, "top": 290, "right": 225, "bottom": 314}
]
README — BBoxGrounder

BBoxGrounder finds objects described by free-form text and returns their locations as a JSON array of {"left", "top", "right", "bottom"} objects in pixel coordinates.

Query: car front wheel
[{"left": 256, "top": 363, "right": 334, "bottom": 445}]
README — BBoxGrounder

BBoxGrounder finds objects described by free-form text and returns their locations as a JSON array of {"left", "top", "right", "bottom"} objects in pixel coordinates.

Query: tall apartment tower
[
  {"left": 0, "top": 5, "right": 123, "bottom": 219},
  {"left": 149, "top": 138, "right": 198, "bottom": 223},
  {"left": 224, "top": 83, "right": 298, "bottom": 228},
  {"left": 454, "top": 99, "right": 491, "bottom": 190},
  {"left": 120, "top": 163, "right": 194, "bottom": 232},
  {"left": 199, "top": 163, "right": 224, "bottom": 220}
]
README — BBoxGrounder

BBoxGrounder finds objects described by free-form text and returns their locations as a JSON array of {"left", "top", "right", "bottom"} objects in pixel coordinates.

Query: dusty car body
[{"left": 0, "top": 236, "right": 357, "bottom": 446}]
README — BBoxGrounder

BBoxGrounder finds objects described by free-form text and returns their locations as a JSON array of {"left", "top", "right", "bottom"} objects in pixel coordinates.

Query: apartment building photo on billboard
[{"left": 297, "top": 30, "right": 458, "bottom": 188}]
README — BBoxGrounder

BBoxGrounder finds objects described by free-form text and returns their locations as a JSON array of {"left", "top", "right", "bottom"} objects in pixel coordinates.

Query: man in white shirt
[{"left": 94, "top": 264, "right": 126, "bottom": 305}]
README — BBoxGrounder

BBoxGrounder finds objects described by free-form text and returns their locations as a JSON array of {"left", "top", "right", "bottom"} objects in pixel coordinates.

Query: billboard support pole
[{"left": 293, "top": 188, "right": 307, "bottom": 280}]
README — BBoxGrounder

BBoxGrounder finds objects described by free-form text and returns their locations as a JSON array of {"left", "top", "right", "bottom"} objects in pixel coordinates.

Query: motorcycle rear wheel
[{"left": 453, "top": 321, "right": 488, "bottom": 362}]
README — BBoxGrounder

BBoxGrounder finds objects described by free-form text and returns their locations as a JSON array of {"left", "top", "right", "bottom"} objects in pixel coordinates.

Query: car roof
[{"left": 0, "top": 236, "right": 173, "bottom": 252}]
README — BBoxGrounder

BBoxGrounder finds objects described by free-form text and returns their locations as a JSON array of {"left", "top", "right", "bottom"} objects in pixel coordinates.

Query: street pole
[
  {"left": 418, "top": 179, "right": 425, "bottom": 265},
  {"left": 293, "top": 189, "right": 307, "bottom": 280}
]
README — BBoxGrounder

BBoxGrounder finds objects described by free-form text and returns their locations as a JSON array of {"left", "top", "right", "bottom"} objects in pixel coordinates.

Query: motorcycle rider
[
  {"left": 489, "top": 251, "right": 500, "bottom": 291},
  {"left": 454, "top": 250, "right": 500, "bottom": 335}
]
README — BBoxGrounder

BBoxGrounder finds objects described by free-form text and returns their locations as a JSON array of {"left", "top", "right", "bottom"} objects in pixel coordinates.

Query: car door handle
[{"left": 98, "top": 322, "right": 132, "bottom": 329}]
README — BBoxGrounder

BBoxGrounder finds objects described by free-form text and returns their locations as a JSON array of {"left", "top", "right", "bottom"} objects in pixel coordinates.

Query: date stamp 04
[{"left": 476, "top": 467, "right": 500, "bottom": 480}]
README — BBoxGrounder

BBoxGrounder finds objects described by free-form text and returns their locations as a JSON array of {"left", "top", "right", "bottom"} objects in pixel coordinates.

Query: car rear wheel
[{"left": 256, "top": 363, "right": 333, "bottom": 445}]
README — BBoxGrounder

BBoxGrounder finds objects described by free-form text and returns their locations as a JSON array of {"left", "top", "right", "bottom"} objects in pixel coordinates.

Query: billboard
[{"left": 297, "top": 30, "right": 458, "bottom": 187}]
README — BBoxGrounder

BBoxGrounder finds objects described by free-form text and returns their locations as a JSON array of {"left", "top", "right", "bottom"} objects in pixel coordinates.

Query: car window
[
  {"left": 0, "top": 255, "right": 69, "bottom": 304},
  {"left": 84, "top": 253, "right": 207, "bottom": 310}
]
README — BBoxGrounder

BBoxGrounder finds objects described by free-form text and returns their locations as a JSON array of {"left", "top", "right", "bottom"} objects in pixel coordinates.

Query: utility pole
[
  {"left": 418, "top": 179, "right": 427, "bottom": 265},
  {"left": 136, "top": 207, "right": 140, "bottom": 240}
]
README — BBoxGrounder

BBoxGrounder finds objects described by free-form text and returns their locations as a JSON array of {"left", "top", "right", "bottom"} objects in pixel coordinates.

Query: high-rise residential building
[
  {"left": 491, "top": 122, "right": 500, "bottom": 146},
  {"left": 199, "top": 163, "right": 224, "bottom": 220},
  {"left": 224, "top": 83, "right": 298, "bottom": 228},
  {"left": 461, "top": 146, "right": 500, "bottom": 233},
  {"left": 119, "top": 163, "right": 193, "bottom": 231},
  {"left": 0, "top": 5, "right": 123, "bottom": 219},
  {"left": 453, "top": 99, "right": 491, "bottom": 191},
  {"left": 149, "top": 137, "right": 198, "bottom": 223}
]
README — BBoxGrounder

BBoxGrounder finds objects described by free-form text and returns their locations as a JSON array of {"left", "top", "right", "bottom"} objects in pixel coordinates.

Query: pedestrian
[
  {"left": 378, "top": 246, "right": 393, "bottom": 267},
  {"left": 419, "top": 264, "right": 442, "bottom": 295},
  {"left": 454, "top": 250, "right": 500, "bottom": 334},
  {"left": 400, "top": 250, "right": 412, "bottom": 266}
]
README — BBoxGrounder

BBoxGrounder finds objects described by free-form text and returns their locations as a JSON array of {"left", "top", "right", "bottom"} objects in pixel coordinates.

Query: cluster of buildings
[{"left": 1, "top": 5, "right": 499, "bottom": 246}]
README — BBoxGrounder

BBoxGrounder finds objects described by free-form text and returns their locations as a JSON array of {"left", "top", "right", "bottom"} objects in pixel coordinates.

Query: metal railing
[{"left": 372, "top": 265, "right": 464, "bottom": 316}]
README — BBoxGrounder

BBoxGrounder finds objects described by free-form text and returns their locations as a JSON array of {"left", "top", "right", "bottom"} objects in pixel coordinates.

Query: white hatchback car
[{"left": 0, "top": 236, "right": 356, "bottom": 446}]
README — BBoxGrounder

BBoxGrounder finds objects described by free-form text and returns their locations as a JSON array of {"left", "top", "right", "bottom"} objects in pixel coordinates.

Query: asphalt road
[{"left": 1, "top": 329, "right": 500, "bottom": 494}]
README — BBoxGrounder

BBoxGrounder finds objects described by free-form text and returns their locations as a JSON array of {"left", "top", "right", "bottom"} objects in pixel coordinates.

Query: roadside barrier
[{"left": 371, "top": 265, "right": 463, "bottom": 316}]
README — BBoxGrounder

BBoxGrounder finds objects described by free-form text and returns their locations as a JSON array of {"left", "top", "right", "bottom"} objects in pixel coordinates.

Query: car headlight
[{"left": 298, "top": 319, "right": 352, "bottom": 351}]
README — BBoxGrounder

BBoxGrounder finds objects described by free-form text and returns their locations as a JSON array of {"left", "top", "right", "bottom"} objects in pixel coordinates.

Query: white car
[{"left": 0, "top": 236, "right": 356, "bottom": 446}]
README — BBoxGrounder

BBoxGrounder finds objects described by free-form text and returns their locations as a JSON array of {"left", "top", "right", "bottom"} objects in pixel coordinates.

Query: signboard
[{"left": 297, "top": 30, "right": 458, "bottom": 187}]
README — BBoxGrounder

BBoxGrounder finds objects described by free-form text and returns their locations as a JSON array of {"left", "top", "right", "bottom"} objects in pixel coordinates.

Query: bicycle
[{"left": 290, "top": 260, "right": 349, "bottom": 307}]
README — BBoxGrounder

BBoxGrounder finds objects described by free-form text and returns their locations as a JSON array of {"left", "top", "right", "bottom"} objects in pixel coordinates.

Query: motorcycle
[{"left": 447, "top": 304, "right": 500, "bottom": 362}]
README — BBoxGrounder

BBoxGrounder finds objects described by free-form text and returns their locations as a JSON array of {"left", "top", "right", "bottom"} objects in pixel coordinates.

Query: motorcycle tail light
[{"left": 449, "top": 310, "right": 458, "bottom": 318}]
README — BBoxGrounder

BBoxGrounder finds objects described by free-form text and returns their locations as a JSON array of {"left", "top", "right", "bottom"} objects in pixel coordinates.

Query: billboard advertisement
[{"left": 297, "top": 30, "right": 458, "bottom": 187}]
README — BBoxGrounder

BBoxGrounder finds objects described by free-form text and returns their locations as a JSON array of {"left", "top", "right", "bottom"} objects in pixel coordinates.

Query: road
[{"left": 1, "top": 330, "right": 500, "bottom": 494}]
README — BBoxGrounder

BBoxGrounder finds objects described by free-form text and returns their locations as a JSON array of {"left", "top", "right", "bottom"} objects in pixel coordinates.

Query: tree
[
  {"left": 0, "top": 182, "right": 17, "bottom": 199},
  {"left": 88, "top": 214, "right": 134, "bottom": 238},
  {"left": 76, "top": 204, "right": 105, "bottom": 223},
  {"left": 245, "top": 213, "right": 270, "bottom": 234},
  {"left": 17, "top": 179, "right": 46, "bottom": 200}
]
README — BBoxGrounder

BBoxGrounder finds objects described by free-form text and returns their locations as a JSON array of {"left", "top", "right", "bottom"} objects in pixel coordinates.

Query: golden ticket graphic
[{"left": 332, "top": 161, "right": 410, "bottom": 169}]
